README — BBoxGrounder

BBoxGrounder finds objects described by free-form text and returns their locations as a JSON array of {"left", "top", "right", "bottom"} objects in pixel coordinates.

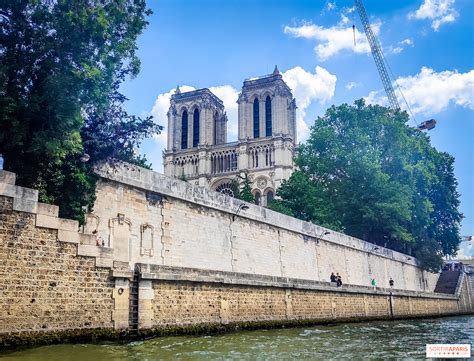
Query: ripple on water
[
  {"left": 299, "top": 328, "right": 329, "bottom": 336},
  {"left": 1, "top": 316, "right": 473, "bottom": 360}
]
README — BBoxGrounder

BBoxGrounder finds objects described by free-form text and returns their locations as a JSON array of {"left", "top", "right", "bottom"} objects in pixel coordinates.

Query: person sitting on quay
[
  {"left": 389, "top": 278, "right": 394, "bottom": 288},
  {"left": 330, "top": 272, "right": 337, "bottom": 284},
  {"left": 336, "top": 273, "right": 343, "bottom": 287}
]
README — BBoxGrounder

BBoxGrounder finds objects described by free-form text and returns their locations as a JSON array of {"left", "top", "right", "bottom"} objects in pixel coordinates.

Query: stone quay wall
[
  {"left": 0, "top": 164, "right": 472, "bottom": 347},
  {"left": 137, "top": 265, "right": 472, "bottom": 332},
  {"left": 91, "top": 161, "right": 439, "bottom": 292},
  {"left": 0, "top": 195, "right": 114, "bottom": 346}
]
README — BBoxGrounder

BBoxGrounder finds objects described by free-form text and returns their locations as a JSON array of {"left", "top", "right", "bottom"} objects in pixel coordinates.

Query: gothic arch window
[
  {"left": 254, "top": 191, "right": 261, "bottom": 205},
  {"left": 265, "top": 96, "right": 272, "bottom": 137},
  {"left": 215, "top": 181, "right": 237, "bottom": 197},
  {"left": 181, "top": 110, "right": 188, "bottom": 149},
  {"left": 214, "top": 111, "right": 219, "bottom": 144},
  {"left": 253, "top": 98, "right": 260, "bottom": 139},
  {"left": 266, "top": 190, "right": 274, "bottom": 204},
  {"left": 193, "top": 108, "right": 200, "bottom": 147}
]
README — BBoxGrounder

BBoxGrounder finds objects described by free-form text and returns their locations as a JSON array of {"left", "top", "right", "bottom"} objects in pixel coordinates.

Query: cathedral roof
[
  {"left": 171, "top": 88, "right": 224, "bottom": 106},
  {"left": 242, "top": 66, "right": 292, "bottom": 95}
]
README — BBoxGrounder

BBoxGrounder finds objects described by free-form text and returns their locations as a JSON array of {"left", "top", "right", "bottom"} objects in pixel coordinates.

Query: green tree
[
  {"left": 271, "top": 99, "right": 462, "bottom": 271},
  {"left": 238, "top": 173, "right": 254, "bottom": 203},
  {"left": 268, "top": 171, "right": 341, "bottom": 230},
  {"left": 0, "top": 0, "right": 161, "bottom": 223}
]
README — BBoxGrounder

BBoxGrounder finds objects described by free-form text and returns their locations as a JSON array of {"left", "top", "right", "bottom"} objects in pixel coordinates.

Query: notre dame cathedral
[{"left": 163, "top": 66, "right": 297, "bottom": 206}]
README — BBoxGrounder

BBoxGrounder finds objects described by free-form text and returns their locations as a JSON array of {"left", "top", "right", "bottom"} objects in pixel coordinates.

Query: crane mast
[{"left": 354, "top": 0, "right": 400, "bottom": 111}]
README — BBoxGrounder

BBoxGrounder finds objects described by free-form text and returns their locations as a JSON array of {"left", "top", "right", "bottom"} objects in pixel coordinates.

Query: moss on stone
[
  {"left": 0, "top": 328, "right": 122, "bottom": 351},
  {"left": 2, "top": 311, "right": 473, "bottom": 352}
]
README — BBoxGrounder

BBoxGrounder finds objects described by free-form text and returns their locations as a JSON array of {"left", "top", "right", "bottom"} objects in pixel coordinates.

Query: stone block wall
[
  {"left": 140, "top": 265, "right": 468, "bottom": 332},
  {"left": 1, "top": 166, "right": 472, "bottom": 347},
  {"left": 91, "top": 161, "right": 439, "bottom": 293},
  {"left": 0, "top": 171, "right": 117, "bottom": 345}
]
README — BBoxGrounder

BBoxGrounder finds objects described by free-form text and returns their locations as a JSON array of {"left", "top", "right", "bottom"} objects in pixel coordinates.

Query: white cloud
[
  {"left": 344, "top": 6, "right": 355, "bottom": 14},
  {"left": 391, "top": 46, "right": 404, "bottom": 54},
  {"left": 326, "top": 1, "right": 336, "bottom": 11},
  {"left": 208, "top": 85, "right": 239, "bottom": 141},
  {"left": 283, "top": 21, "right": 380, "bottom": 61},
  {"left": 148, "top": 66, "right": 337, "bottom": 166},
  {"left": 364, "top": 90, "right": 388, "bottom": 107},
  {"left": 282, "top": 66, "right": 337, "bottom": 142},
  {"left": 385, "top": 38, "right": 415, "bottom": 55},
  {"left": 340, "top": 14, "right": 350, "bottom": 25},
  {"left": 364, "top": 67, "right": 474, "bottom": 115},
  {"left": 345, "top": 81, "right": 361, "bottom": 90},
  {"left": 408, "top": 0, "right": 458, "bottom": 31},
  {"left": 456, "top": 241, "right": 473, "bottom": 260},
  {"left": 149, "top": 85, "right": 195, "bottom": 172}
]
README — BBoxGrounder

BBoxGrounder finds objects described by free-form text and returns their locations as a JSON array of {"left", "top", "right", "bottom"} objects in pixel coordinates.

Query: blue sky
[{"left": 120, "top": 0, "right": 473, "bottom": 251}]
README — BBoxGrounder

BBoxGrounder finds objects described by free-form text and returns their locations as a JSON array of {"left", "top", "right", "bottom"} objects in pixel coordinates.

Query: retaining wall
[
  {"left": 91, "top": 161, "right": 439, "bottom": 292},
  {"left": 0, "top": 165, "right": 472, "bottom": 348}
]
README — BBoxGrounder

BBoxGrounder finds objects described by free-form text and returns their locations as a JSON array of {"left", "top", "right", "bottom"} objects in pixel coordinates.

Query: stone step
[
  {"left": 13, "top": 198, "right": 38, "bottom": 213},
  {"left": 36, "top": 214, "right": 60, "bottom": 229},
  {"left": 434, "top": 270, "right": 460, "bottom": 294},
  {"left": 37, "top": 203, "right": 59, "bottom": 217},
  {"left": 57, "top": 229, "right": 79, "bottom": 244},
  {"left": 96, "top": 257, "right": 113, "bottom": 268},
  {"left": 59, "top": 218, "right": 79, "bottom": 232},
  {"left": 79, "top": 233, "right": 96, "bottom": 246},
  {"left": 0, "top": 183, "right": 38, "bottom": 202},
  {"left": 77, "top": 244, "right": 113, "bottom": 258},
  {"left": 0, "top": 170, "right": 16, "bottom": 185}
]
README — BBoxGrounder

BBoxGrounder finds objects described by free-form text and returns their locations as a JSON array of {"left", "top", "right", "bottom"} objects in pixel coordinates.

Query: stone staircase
[
  {"left": 434, "top": 270, "right": 461, "bottom": 294},
  {"left": 0, "top": 170, "right": 113, "bottom": 268}
]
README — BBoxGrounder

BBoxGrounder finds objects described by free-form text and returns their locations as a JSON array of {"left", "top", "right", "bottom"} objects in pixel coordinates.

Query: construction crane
[{"left": 354, "top": 0, "right": 436, "bottom": 131}]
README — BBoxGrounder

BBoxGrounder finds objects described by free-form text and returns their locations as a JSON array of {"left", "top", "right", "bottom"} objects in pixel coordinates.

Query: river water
[{"left": 1, "top": 316, "right": 473, "bottom": 360}]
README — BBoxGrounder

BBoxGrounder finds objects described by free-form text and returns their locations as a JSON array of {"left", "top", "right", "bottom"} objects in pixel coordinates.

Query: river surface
[{"left": 1, "top": 316, "right": 473, "bottom": 360}]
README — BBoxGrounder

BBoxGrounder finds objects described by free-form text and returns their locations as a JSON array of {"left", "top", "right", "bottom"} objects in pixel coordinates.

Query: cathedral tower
[
  {"left": 164, "top": 67, "right": 297, "bottom": 206},
  {"left": 166, "top": 87, "right": 227, "bottom": 152},
  {"left": 237, "top": 66, "right": 297, "bottom": 142}
]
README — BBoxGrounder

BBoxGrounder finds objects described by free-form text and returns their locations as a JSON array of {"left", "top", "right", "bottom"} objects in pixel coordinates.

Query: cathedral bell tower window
[
  {"left": 253, "top": 98, "right": 260, "bottom": 139},
  {"left": 193, "top": 108, "right": 200, "bottom": 147},
  {"left": 181, "top": 110, "right": 188, "bottom": 149},
  {"left": 266, "top": 190, "right": 274, "bottom": 204},
  {"left": 265, "top": 96, "right": 272, "bottom": 137},
  {"left": 254, "top": 191, "right": 261, "bottom": 205}
]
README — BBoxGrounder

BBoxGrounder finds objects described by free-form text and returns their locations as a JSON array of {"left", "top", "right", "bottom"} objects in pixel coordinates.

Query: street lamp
[
  {"left": 233, "top": 204, "right": 249, "bottom": 221},
  {"left": 316, "top": 230, "right": 331, "bottom": 244}
]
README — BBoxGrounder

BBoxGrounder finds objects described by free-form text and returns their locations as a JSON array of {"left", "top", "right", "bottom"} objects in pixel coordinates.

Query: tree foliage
[
  {"left": 238, "top": 173, "right": 254, "bottom": 203},
  {"left": 0, "top": 0, "right": 162, "bottom": 223},
  {"left": 270, "top": 100, "right": 462, "bottom": 271}
]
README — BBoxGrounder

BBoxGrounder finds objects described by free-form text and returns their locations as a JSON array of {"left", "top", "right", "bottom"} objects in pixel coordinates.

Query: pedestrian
[
  {"left": 389, "top": 278, "right": 394, "bottom": 288},
  {"left": 371, "top": 278, "right": 376, "bottom": 290},
  {"left": 93, "top": 230, "right": 100, "bottom": 247},
  {"left": 337, "top": 274, "right": 343, "bottom": 288},
  {"left": 330, "top": 272, "right": 337, "bottom": 283}
]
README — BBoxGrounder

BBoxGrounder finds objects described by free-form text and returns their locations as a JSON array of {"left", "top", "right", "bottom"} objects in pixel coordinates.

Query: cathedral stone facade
[{"left": 163, "top": 66, "right": 297, "bottom": 206}]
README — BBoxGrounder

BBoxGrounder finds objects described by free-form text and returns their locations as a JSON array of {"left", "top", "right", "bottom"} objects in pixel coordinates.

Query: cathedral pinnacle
[
  {"left": 272, "top": 65, "right": 280, "bottom": 75},
  {"left": 175, "top": 85, "right": 181, "bottom": 94}
]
